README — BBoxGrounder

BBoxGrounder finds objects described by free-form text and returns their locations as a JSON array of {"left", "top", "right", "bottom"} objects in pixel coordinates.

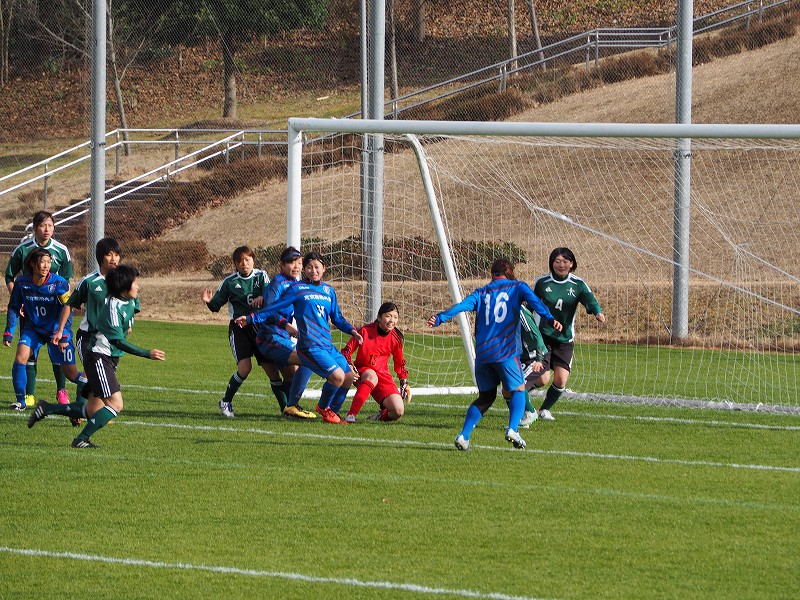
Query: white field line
[{"left": 0, "top": 546, "right": 548, "bottom": 600}]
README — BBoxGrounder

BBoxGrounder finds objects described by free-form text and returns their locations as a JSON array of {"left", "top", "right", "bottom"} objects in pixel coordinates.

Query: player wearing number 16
[{"left": 427, "top": 258, "right": 562, "bottom": 451}]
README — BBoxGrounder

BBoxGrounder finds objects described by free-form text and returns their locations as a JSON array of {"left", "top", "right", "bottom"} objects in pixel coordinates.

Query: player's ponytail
[{"left": 490, "top": 257, "right": 516, "bottom": 280}]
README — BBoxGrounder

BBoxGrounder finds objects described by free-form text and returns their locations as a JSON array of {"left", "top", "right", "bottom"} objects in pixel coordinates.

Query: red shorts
[{"left": 370, "top": 374, "right": 400, "bottom": 404}]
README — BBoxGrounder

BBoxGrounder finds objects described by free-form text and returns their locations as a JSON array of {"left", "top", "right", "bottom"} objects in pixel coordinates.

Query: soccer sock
[
  {"left": 524, "top": 390, "right": 536, "bottom": 413},
  {"left": 270, "top": 380, "right": 287, "bottom": 410},
  {"left": 348, "top": 380, "right": 375, "bottom": 416},
  {"left": 286, "top": 367, "right": 313, "bottom": 407},
  {"left": 12, "top": 361, "right": 27, "bottom": 403},
  {"left": 508, "top": 390, "right": 526, "bottom": 432},
  {"left": 47, "top": 401, "right": 88, "bottom": 417},
  {"left": 540, "top": 385, "right": 566, "bottom": 411},
  {"left": 25, "top": 361, "right": 36, "bottom": 396},
  {"left": 53, "top": 363, "right": 67, "bottom": 391},
  {"left": 223, "top": 371, "right": 246, "bottom": 403},
  {"left": 76, "top": 405, "right": 117, "bottom": 440},
  {"left": 318, "top": 382, "right": 337, "bottom": 410},
  {"left": 330, "top": 384, "right": 350, "bottom": 414},
  {"left": 459, "top": 403, "right": 484, "bottom": 440},
  {"left": 73, "top": 372, "right": 88, "bottom": 406}
]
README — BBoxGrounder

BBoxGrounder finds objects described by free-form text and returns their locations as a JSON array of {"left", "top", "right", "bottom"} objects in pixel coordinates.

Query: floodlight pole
[
  {"left": 672, "top": 0, "right": 693, "bottom": 341},
  {"left": 89, "top": 0, "right": 107, "bottom": 272}
]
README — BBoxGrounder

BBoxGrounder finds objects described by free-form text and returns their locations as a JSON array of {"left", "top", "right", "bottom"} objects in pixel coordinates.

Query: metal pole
[
  {"left": 286, "top": 124, "right": 303, "bottom": 249},
  {"left": 672, "top": 0, "right": 693, "bottom": 341},
  {"left": 364, "top": 0, "right": 385, "bottom": 321},
  {"left": 89, "top": 0, "right": 107, "bottom": 272}
]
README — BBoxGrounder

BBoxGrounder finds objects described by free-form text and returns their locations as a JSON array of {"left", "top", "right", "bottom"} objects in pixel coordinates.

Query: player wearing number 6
[{"left": 427, "top": 258, "right": 562, "bottom": 451}]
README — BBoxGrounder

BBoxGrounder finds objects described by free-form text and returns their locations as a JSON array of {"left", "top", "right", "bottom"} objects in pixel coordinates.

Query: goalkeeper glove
[{"left": 399, "top": 379, "right": 412, "bottom": 403}]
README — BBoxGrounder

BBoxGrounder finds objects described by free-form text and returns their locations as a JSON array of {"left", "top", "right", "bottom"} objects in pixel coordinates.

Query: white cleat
[
  {"left": 519, "top": 410, "right": 538, "bottom": 429},
  {"left": 454, "top": 434, "right": 470, "bottom": 451},
  {"left": 505, "top": 428, "right": 526, "bottom": 450},
  {"left": 538, "top": 409, "right": 555, "bottom": 421}
]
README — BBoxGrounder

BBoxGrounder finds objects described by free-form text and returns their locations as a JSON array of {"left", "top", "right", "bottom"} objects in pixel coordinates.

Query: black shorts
[
  {"left": 85, "top": 352, "right": 121, "bottom": 399},
  {"left": 524, "top": 337, "right": 574, "bottom": 389},
  {"left": 76, "top": 329, "right": 89, "bottom": 365},
  {"left": 228, "top": 321, "right": 268, "bottom": 365}
]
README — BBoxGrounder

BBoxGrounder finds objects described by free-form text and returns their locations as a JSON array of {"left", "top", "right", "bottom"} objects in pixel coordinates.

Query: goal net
[{"left": 288, "top": 119, "right": 800, "bottom": 413}]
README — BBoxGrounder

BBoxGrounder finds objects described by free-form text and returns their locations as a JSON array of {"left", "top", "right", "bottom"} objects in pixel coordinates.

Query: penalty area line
[{"left": 0, "top": 546, "right": 548, "bottom": 600}]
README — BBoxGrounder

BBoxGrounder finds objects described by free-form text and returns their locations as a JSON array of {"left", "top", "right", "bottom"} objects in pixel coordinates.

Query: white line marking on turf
[
  {"left": 0, "top": 546, "right": 549, "bottom": 600},
  {"left": 116, "top": 419, "right": 800, "bottom": 473}
]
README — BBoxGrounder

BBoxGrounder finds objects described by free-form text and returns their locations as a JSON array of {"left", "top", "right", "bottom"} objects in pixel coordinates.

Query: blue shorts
[
  {"left": 474, "top": 357, "right": 524, "bottom": 393},
  {"left": 18, "top": 328, "right": 76, "bottom": 366},
  {"left": 256, "top": 329, "right": 297, "bottom": 370},
  {"left": 297, "top": 345, "right": 350, "bottom": 379}
]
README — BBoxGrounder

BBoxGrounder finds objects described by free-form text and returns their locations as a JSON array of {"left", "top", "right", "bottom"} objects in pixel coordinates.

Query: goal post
[{"left": 287, "top": 118, "right": 800, "bottom": 413}]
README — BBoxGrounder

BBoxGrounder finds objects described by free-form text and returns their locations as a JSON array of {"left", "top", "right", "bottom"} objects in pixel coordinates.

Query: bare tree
[
  {"left": 388, "top": 0, "right": 399, "bottom": 114},
  {"left": 0, "top": 0, "right": 18, "bottom": 87},
  {"left": 410, "top": 0, "right": 425, "bottom": 44},
  {"left": 506, "top": 0, "right": 517, "bottom": 69}
]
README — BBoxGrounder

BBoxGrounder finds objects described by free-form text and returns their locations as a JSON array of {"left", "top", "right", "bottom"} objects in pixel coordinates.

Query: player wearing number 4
[
  {"left": 341, "top": 302, "right": 410, "bottom": 423},
  {"left": 237, "top": 251, "right": 363, "bottom": 425},
  {"left": 427, "top": 258, "right": 562, "bottom": 451},
  {"left": 524, "top": 247, "right": 605, "bottom": 421}
]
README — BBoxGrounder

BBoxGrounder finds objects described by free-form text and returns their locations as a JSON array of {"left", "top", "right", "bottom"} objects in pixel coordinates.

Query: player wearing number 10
[{"left": 427, "top": 258, "right": 562, "bottom": 451}]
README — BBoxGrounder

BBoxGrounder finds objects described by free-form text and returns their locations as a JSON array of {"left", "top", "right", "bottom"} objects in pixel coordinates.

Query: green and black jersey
[
  {"left": 69, "top": 270, "right": 140, "bottom": 333},
  {"left": 5, "top": 237, "right": 73, "bottom": 285},
  {"left": 205, "top": 269, "right": 269, "bottom": 320},
  {"left": 532, "top": 273, "right": 602, "bottom": 343},
  {"left": 89, "top": 296, "right": 149, "bottom": 358},
  {"left": 520, "top": 305, "right": 547, "bottom": 362}
]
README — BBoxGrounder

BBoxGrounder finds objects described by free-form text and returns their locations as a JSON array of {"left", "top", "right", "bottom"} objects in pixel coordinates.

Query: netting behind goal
[{"left": 292, "top": 125, "right": 800, "bottom": 413}]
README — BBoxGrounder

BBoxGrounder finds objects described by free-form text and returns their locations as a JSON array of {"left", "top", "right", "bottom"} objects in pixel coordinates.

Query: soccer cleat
[
  {"left": 69, "top": 416, "right": 83, "bottom": 427},
  {"left": 27, "top": 400, "right": 50, "bottom": 428},
  {"left": 56, "top": 389, "right": 69, "bottom": 404},
  {"left": 319, "top": 407, "right": 345, "bottom": 424},
  {"left": 71, "top": 437, "right": 99, "bottom": 449},
  {"left": 454, "top": 434, "right": 470, "bottom": 451},
  {"left": 538, "top": 409, "right": 555, "bottom": 421},
  {"left": 345, "top": 414, "right": 357, "bottom": 423},
  {"left": 10, "top": 401, "right": 27, "bottom": 411},
  {"left": 519, "top": 410, "right": 538, "bottom": 429},
  {"left": 505, "top": 428, "right": 526, "bottom": 450},
  {"left": 283, "top": 405, "right": 317, "bottom": 419},
  {"left": 218, "top": 399, "right": 235, "bottom": 418}
]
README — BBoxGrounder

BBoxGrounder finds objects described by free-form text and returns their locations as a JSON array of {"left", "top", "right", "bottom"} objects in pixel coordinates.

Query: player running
[
  {"left": 427, "top": 258, "right": 562, "bottom": 451},
  {"left": 342, "top": 301, "right": 410, "bottom": 423}
]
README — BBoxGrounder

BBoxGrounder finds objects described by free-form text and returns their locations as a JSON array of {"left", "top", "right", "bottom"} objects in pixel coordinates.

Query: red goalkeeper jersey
[{"left": 342, "top": 322, "right": 409, "bottom": 380}]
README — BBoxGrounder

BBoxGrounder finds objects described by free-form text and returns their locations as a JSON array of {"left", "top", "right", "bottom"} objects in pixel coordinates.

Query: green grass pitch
[{"left": 1, "top": 320, "right": 798, "bottom": 599}]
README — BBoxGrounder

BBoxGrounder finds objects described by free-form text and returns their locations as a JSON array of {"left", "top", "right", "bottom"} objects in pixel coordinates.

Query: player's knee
[{"left": 361, "top": 369, "right": 378, "bottom": 384}]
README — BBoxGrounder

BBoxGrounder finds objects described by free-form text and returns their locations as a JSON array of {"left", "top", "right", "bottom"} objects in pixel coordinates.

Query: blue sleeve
[
  {"left": 264, "top": 278, "right": 282, "bottom": 307},
  {"left": 521, "top": 283, "right": 554, "bottom": 324},
  {"left": 434, "top": 292, "right": 479, "bottom": 326},
  {"left": 4, "top": 285, "right": 21, "bottom": 336},
  {"left": 250, "top": 286, "right": 295, "bottom": 326},
  {"left": 328, "top": 289, "right": 354, "bottom": 334}
]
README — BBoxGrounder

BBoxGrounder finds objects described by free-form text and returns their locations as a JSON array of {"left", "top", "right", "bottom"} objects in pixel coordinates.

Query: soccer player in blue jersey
[
  {"left": 236, "top": 251, "right": 363, "bottom": 424},
  {"left": 257, "top": 246, "right": 314, "bottom": 419},
  {"left": 4, "top": 249, "right": 86, "bottom": 411},
  {"left": 427, "top": 258, "right": 562, "bottom": 451}
]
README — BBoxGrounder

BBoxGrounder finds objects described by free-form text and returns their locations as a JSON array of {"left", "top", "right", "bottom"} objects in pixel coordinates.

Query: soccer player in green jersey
[
  {"left": 525, "top": 247, "right": 605, "bottom": 421},
  {"left": 50, "top": 238, "right": 123, "bottom": 425},
  {"left": 201, "top": 245, "right": 281, "bottom": 418},
  {"left": 29, "top": 265, "right": 166, "bottom": 448},
  {"left": 4, "top": 211, "right": 74, "bottom": 408}
]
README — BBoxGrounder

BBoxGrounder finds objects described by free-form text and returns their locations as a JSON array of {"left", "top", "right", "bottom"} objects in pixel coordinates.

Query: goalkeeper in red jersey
[{"left": 341, "top": 302, "right": 410, "bottom": 423}]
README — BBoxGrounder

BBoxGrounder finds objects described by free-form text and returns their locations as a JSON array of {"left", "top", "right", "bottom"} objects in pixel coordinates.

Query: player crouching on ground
[
  {"left": 342, "top": 302, "right": 411, "bottom": 423},
  {"left": 28, "top": 265, "right": 165, "bottom": 448}
]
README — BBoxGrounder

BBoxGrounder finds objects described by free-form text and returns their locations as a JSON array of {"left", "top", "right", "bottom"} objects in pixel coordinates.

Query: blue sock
[
  {"left": 12, "top": 361, "right": 26, "bottom": 404},
  {"left": 318, "top": 382, "right": 337, "bottom": 410},
  {"left": 287, "top": 367, "right": 313, "bottom": 407},
  {"left": 330, "top": 385, "right": 350, "bottom": 414},
  {"left": 459, "top": 403, "right": 483, "bottom": 440},
  {"left": 508, "top": 390, "right": 526, "bottom": 432}
]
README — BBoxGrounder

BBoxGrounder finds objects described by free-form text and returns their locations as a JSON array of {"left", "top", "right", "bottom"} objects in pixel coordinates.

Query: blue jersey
[
  {"left": 248, "top": 278, "right": 354, "bottom": 353},
  {"left": 5, "top": 272, "right": 73, "bottom": 340},
  {"left": 259, "top": 272, "right": 298, "bottom": 338},
  {"left": 433, "top": 277, "right": 554, "bottom": 364}
]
